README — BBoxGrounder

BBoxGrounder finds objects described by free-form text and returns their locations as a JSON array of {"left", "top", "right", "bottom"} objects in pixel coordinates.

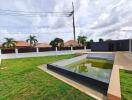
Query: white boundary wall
[{"left": 1, "top": 49, "right": 91, "bottom": 59}]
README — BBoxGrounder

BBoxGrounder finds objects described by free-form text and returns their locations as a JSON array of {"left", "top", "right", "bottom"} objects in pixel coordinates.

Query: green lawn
[
  {"left": 120, "top": 70, "right": 132, "bottom": 100},
  {"left": 0, "top": 54, "right": 94, "bottom": 100},
  {"left": 68, "top": 58, "right": 113, "bottom": 69}
]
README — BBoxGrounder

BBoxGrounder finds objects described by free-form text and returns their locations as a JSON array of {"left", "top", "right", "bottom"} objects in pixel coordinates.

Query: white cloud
[{"left": 0, "top": 0, "right": 132, "bottom": 42}]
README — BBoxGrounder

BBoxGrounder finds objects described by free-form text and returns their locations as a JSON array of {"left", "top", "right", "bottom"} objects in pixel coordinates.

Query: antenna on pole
[{"left": 72, "top": 2, "right": 76, "bottom": 41}]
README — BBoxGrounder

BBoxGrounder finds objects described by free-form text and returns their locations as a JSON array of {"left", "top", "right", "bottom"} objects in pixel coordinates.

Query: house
[
  {"left": 15, "top": 41, "right": 30, "bottom": 48},
  {"left": 0, "top": 41, "right": 30, "bottom": 49},
  {"left": 91, "top": 39, "right": 131, "bottom": 51},
  {"left": 35, "top": 43, "right": 51, "bottom": 48},
  {"left": 64, "top": 40, "right": 80, "bottom": 47}
]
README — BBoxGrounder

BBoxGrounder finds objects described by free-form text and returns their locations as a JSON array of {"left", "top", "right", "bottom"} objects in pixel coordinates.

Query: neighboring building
[
  {"left": 35, "top": 43, "right": 52, "bottom": 48},
  {"left": 15, "top": 41, "right": 30, "bottom": 48},
  {"left": 0, "top": 41, "right": 30, "bottom": 49},
  {"left": 64, "top": 40, "right": 80, "bottom": 47},
  {"left": 91, "top": 39, "right": 131, "bottom": 51}
]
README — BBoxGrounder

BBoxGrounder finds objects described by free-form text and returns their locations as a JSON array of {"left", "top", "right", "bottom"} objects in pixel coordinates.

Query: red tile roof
[
  {"left": 16, "top": 41, "right": 30, "bottom": 47},
  {"left": 64, "top": 40, "right": 80, "bottom": 47},
  {"left": 35, "top": 43, "right": 51, "bottom": 48}
]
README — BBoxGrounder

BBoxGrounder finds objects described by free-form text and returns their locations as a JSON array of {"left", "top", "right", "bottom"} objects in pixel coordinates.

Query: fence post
[
  {"left": 15, "top": 48, "right": 18, "bottom": 54},
  {"left": 0, "top": 49, "right": 1, "bottom": 55},
  {"left": 55, "top": 47, "right": 58, "bottom": 52},
  {"left": 36, "top": 47, "right": 39, "bottom": 53},
  {"left": 71, "top": 46, "right": 73, "bottom": 51},
  {"left": 84, "top": 46, "right": 87, "bottom": 51}
]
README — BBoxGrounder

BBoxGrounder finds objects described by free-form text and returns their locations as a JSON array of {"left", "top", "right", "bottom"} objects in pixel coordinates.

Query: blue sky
[{"left": 0, "top": 0, "right": 132, "bottom": 43}]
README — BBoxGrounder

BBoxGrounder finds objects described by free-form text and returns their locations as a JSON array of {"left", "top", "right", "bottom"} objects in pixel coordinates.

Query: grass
[
  {"left": 68, "top": 58, "right": 113, "bottom": 69},
  {"left": 120, "top": 70, "right": 132, "bottom": 100},
  {"left": 0, "top": 54, "right": 94, "bottom": 100}
]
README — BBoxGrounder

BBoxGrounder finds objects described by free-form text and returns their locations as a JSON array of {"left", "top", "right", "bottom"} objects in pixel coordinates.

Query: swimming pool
[{"left": 47, "top": 53, "right": 115, "bottom": 94}]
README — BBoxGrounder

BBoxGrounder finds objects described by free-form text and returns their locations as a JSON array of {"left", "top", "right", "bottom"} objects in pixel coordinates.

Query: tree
[
  {"left": 86, "top": 41, "right": 91, "bottom": 49},
  {"left": 26, "top": 35, "right": 38, "bottom": 47},
  {"left": 50, "top": 40, "right": 57, "bottom": 48},
  {"left": 2, "top": 38, "right": 16, "bottom": 48},
  {"left": 50, "top": 38, "right": 64, "bottom": 48},
  {"left": 99, "top": 38, "right": 104, "bottom": 42},
  {"left": 77, "top": 36, "right": 87, "bottom": 46},
  {"left": 90, "top": 39, "right": 94, "bottom": 43},
  {"left": 89, "top": 39, "right": 94, "bottom": 48}
]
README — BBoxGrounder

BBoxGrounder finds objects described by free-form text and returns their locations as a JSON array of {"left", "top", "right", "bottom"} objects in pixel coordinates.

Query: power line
[
  {"left": 0, "top": 25, "right": 49, "bottom": 28},
  {"left": 0, "top": 25, "right": 81, "bottom": 28},
  {"left": 0, "top": 32, "right": 75, "bottom": 34},
  {"left": 0, "top": 8, "right": 73, "bottom": 17},
  {"left": 0, "top": 12, "right": 71, "bottom": 17},
  {"left": 0, "top": 8, "right": 71, "bottom": 14}
]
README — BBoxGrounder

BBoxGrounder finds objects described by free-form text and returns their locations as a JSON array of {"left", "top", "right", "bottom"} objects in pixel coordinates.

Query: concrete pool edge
[
  {"left": 47, "top": 63, "right": 109, "bottom": 91},
  {"left": 38, "top": 64, "right": 107, "bottom": 100},
  {"left": 107, "top": 52, "right": 132, "bottom": 100}
]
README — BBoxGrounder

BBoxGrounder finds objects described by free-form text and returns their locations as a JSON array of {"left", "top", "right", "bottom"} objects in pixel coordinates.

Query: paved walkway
[
  {"left": 52, "top": 52, "right": 115, "bottom": 66},
  {"left": 52, "top": 54, "right": 87, "bottom": 66},
  {"left": 115, "top": 52, "right": 132, "bottom": 70}
]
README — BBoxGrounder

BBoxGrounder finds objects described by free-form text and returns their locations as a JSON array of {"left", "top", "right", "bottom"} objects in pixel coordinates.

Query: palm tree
[
  {"left": 26, "top": 35, "right": 38, "bottom": 47},
  {"left": 2, "top": 38, "right": 16, "bottom": 48},
  {"left": 77, "top": 36, "right": 87, "bottom": 46}
]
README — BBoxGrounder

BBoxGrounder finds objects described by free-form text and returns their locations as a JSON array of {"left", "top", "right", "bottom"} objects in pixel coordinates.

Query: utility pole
[
  {"left": 72, "top": 2, "right": 76, "bottom": 41},
  {"left": 129, "top": 38, "right": 132, "bottom": 52}
]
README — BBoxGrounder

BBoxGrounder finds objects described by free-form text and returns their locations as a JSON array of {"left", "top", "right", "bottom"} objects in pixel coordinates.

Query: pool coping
[{"left": 107, "top": 52, "right": 132, "bottom": 100}]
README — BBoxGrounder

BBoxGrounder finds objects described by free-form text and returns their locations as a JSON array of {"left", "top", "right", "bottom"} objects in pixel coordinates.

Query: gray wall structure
[{"left": 91, "top": 39, "right": 132, "bottom": 52}]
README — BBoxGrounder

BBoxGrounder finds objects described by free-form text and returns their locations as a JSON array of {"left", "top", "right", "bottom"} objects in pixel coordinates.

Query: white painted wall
[{"left": 1, "top": 49, "right": 91, "bottom": 59}]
